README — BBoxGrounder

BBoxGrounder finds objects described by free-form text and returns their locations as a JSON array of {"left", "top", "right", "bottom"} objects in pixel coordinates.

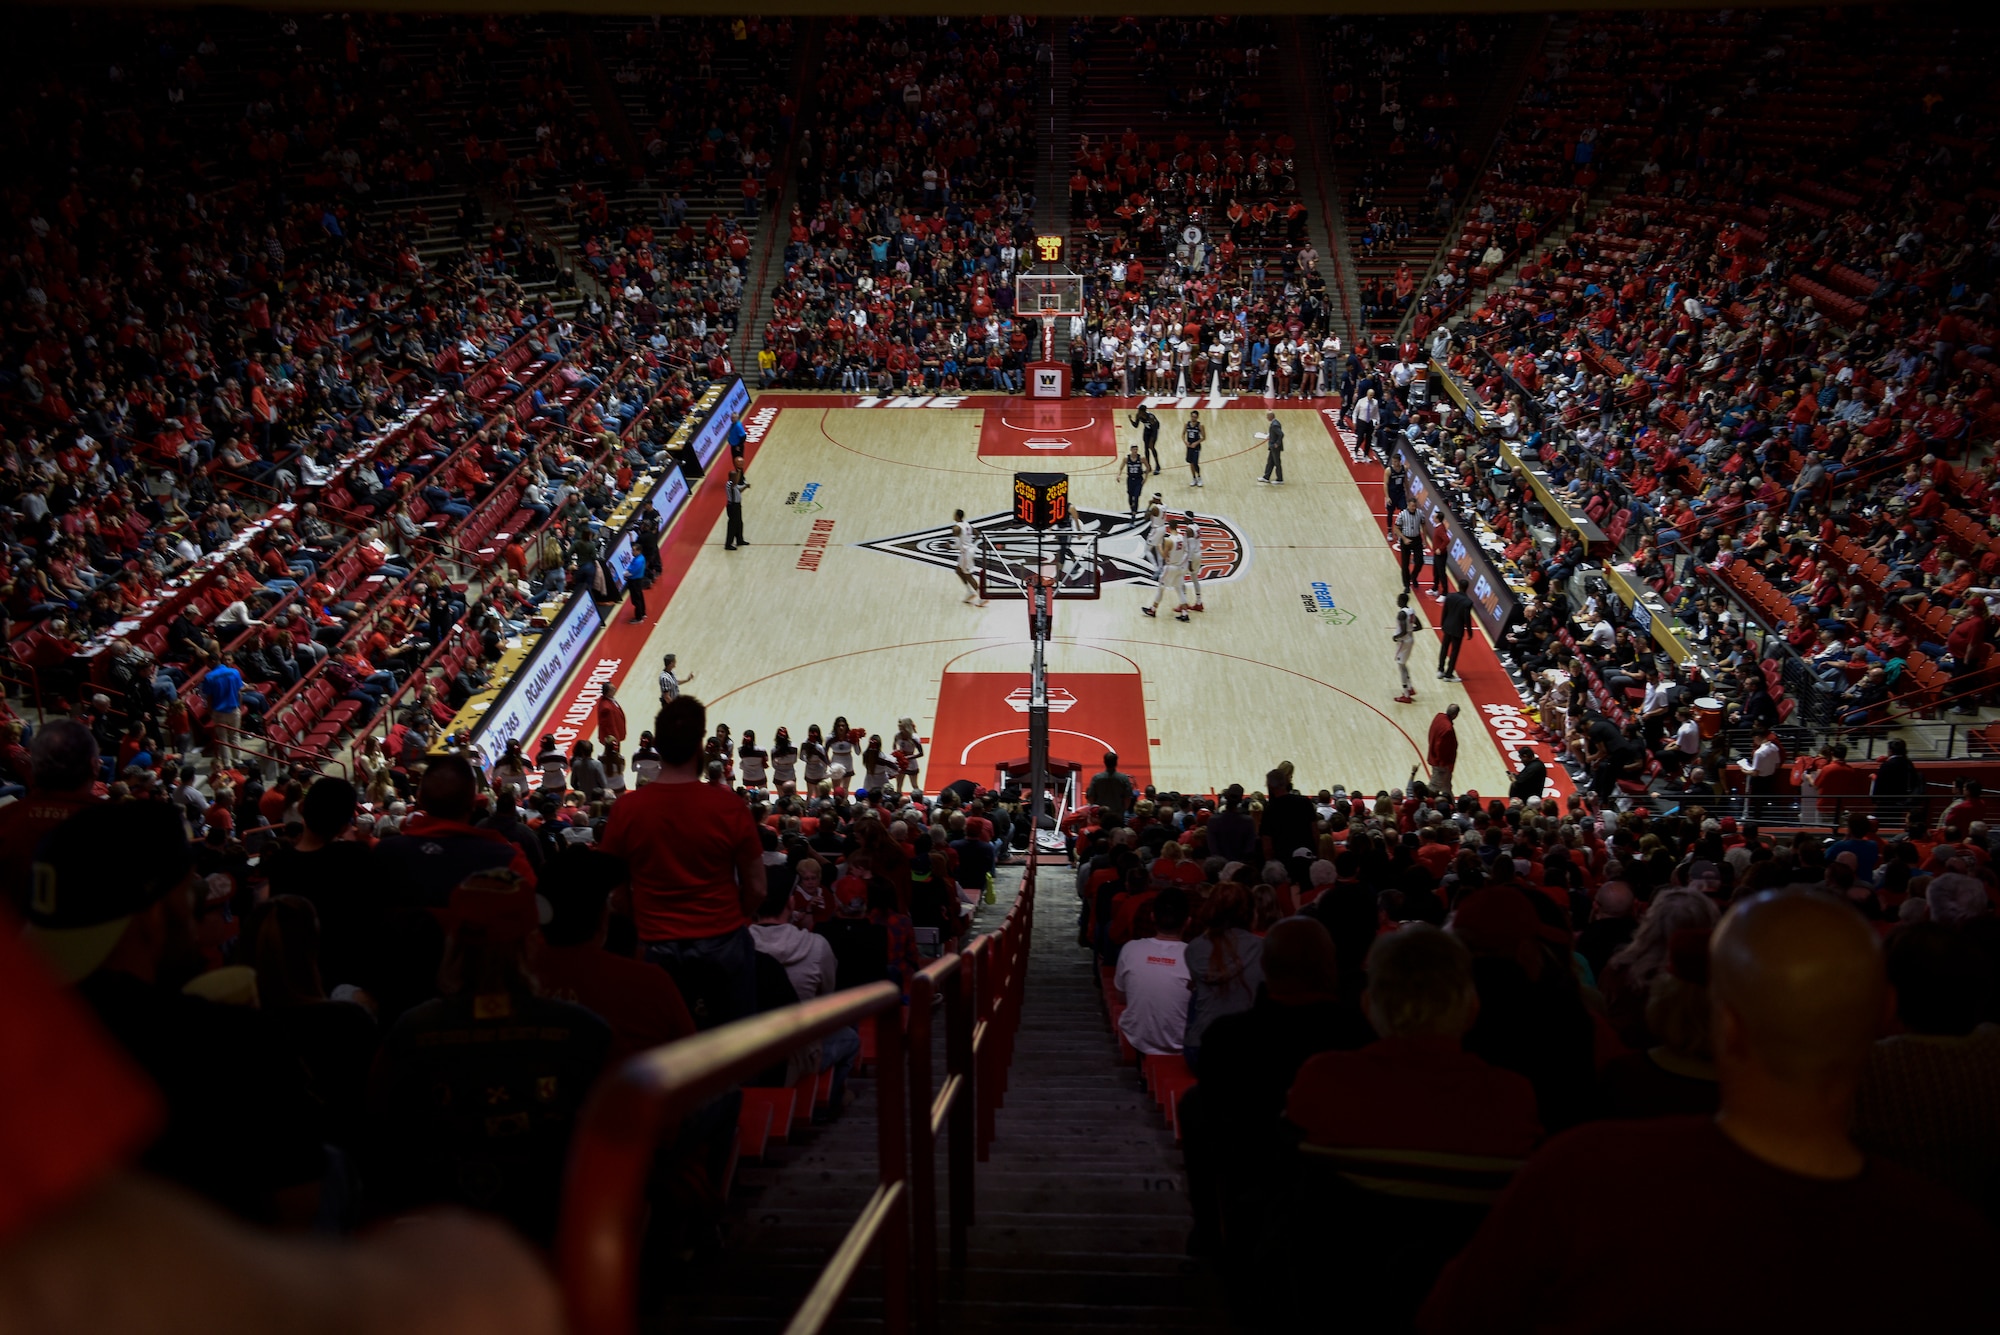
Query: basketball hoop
[
  {"left": 1017, "top": 272, "right": 1084, "bottom": 320},
  {"left": 1016, "top": 268, "right": 1084, "bottom": 397},
  {"left": 977, "top": 531, "right": 1100, "bottom": 601}
]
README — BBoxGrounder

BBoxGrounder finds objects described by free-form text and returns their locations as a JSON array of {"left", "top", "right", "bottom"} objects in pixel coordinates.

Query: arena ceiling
[{"left": 38, "top": 0, "right": 1884, "bottom": 14}]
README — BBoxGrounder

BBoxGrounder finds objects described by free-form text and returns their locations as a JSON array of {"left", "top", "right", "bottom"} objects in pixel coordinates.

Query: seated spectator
[
  {"left": 0, "top": 899, "right": 564, "bottom": 1333},
  {"left": 262, "top": 778, "right": 385, "bottom": 996},
  {"left": 1852, "top": 923, "right": 2000, "bottom": 1219},
  {"left": 817, "top": 864, "right": 892, "bottom": 992},
  {"left": 1286, "top": 924, "right": 1540, "bottom": 1156},
  {"left": 26, "top": 803, "right": 326, "bottom": 1224},
  {"left": 0, "top": 720, "right": 103, "bottom": 910},
  {"left": 240, "top": 895, "right": 380, "bottom": 1159},
  {"left": 533, "top": 847, "right": 695, "bottom": 1063},
  {"left": 368, "top": 868, "right": 610, "bottom": 1245},
  {"left": 1422, "top": 892, "right": 2000, "bottom": 1331},
  {"left": 1114, "top": 887, "right": 1192, "bottom": 1056},
  {"left": 1573, "top": 879, "right": 1636, "bottom": 983},
  {"left": 372, "top": 755, "right": 536, "bottom": 908},
  {"left": 1600, "top": 928, "right": 1720, "bottom": 1118},
  {"left": 750, "top": 882, "right": 859, "bottom": 1122},
  {"left": 1598, "top": 886, "right": 1718, "bottom": 1050},
  {"left": 1183, "top": 916, "right": 1372, "bottom": 1255},
  {"left": 1453, "top": 885, "right": 1602, "bottom": 1131},
  {"left": 1181, "top": 883, "right": 1263, "bottom": 1066}
]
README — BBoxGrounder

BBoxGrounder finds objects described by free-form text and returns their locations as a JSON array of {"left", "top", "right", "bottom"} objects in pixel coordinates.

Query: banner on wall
[
  {"left": 1396, "top": 439, "right": 1519, "bottom": 641},
  {"left": 470, "top": 590, "right": 604, "bottom": 766},
  {"left": 689, "top": 377, "right": 753, "bottom": 467},
  {"left": 607, "top": 465, "right": 691, "bottom": 590}
]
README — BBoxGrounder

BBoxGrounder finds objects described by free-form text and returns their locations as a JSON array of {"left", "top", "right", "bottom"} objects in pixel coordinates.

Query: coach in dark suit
[{"left": 1438, "top": 587, "right": 1475, "bottom": 681}]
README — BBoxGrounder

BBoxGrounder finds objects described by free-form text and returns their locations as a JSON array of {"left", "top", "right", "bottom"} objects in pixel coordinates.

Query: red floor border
[
  {"left": 530, "top": 431, "right": 768, "bottom": 750},
  {"left": 1315, "top": 412, "right": 1573, "bottom": 800}
]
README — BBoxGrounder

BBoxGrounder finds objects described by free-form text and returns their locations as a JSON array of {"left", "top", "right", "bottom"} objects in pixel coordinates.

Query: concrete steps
[
  {"left": 940, "top": 871, "right": 1229, "bottom": 1333},
  {"left": 658, "top": 866, "right": 1230, "bottom": 1333}
]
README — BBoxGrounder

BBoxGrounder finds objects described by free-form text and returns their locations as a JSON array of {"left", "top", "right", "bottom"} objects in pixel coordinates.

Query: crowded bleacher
[
  {"left": 756, "top": 16, "right": 1042, "bottom": 391},
  {"left": 0, "top": 8, "right": 730, "bottom": 788},
  {"left": 1353, "top": 7, "right": 2000, "bottom": 818},
  {"left": 8, "top": 6, "right": 2000, "bottom": 1335},
  {"left": 1060, "top": 16, "right": 1340, "bottom": 397}
]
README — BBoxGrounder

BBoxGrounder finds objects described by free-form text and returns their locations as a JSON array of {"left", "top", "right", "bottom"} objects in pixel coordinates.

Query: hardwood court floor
[{"left": 624, "top": 395, "right": 1514, "bottom": 798}]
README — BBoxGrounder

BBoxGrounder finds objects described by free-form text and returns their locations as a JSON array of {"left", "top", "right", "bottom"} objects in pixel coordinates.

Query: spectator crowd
[
  {"left": 1069, "top": 752, "right": 2000, "bottom": 1328},
  {"left": 8, "top": 8, "right": 2000, "bottom": 1335}
]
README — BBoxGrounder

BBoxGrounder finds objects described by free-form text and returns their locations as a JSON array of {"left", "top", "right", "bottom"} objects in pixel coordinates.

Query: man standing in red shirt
[
  {"left": 596, "top": 681, "right": 628, "bottom": 752},
  {"left": 1426, "top": 704, "right": 1460, "bottom": 796},
  {"left": 601, "top": 696, "right": 766, "bottom": 1029}
]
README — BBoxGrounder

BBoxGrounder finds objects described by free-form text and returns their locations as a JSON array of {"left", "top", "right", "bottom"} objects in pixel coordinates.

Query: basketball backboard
[
  {"left": 1016, "top": 271, "right": 1084, "bottom": 318},
  {"left": 977, "top": 530, "right": 1101, "bottom": 600}
]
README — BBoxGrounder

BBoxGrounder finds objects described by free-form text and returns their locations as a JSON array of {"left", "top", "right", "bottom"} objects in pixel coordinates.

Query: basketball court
[{"left": 532, "top": 392, "right": 1564, "bottom": 801}]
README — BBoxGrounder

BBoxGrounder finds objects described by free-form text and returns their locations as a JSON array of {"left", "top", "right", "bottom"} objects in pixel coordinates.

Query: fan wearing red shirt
[
  {"left": 532, "top": 847, "right": 695, "bottom": 1062},
  {"left": 1426, "top": 705, "right": 1460, "bottom": 794},
  {"left": 596, "top": 680, "right": 628, "bottom": 750},
  {"left": 600, "top": 694, "right": 767, "bottom": 1030},
  {"left": 1421, "top": 892, "right": 2000, "bottom": 1333},
  {"left": 1287, "top": 923, "right": 1539, "bottom": 1157}
]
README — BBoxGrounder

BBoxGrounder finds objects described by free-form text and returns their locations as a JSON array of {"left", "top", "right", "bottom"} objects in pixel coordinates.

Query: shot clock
[{"left": 1013, "top": 472, "right": 1069, "bottom": 530}]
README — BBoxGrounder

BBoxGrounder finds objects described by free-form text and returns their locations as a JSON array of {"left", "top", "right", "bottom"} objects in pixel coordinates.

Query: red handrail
[{"left": 556, "top": 863, "right": 1037, "bottom": 1335}]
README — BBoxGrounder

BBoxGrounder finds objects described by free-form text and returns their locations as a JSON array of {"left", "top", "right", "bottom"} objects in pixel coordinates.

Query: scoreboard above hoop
[
  {"left": 1032, "top": 234, "right": 1065, "bottom": 265},
  {"left": 1013, "top": 472, "right": 1069, "bottom": 530}
]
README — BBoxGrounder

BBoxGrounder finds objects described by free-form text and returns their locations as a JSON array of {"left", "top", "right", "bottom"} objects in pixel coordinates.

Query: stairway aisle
[
  {"left": 732, "top": 19, "right": 823, "bottom": 372},
  {"left": 943, "top": 868, "right": 1232, "bottom": 1333},
  {"left": 1279, "top": 17, "right": 1359, "bottom": 350},
  {"left": 1393, "top": 14, "right": 1553, "bottom": 343},
  {"left": 1036, "top": 31, "right": 1071, "bottom": 235}
]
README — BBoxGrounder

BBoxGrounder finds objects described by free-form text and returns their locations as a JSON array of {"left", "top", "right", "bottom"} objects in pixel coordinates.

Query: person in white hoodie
[{"left": 751, "top": 884, "right": 858, "bottom": 1122}]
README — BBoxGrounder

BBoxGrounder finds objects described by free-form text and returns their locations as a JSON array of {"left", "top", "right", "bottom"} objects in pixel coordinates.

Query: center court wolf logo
[{"left": 860, "top": 508, "right": 1250, "bottom": 588}]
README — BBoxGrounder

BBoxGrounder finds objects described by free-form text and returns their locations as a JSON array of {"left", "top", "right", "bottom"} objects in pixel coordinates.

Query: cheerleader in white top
[
  {"left": 893, "top": 716, "right": 924, "bottom": 794},
  {"left": 827, "top": 716, "right": 857, "bottom": 780},
  {"left": 771, "top": 727, "right": 799, "bottom": 789},
  {"left": 801, "top": 723, "right": 830, "bottom": 789},
  {"left": 739, "top": 729, "right": 769, "bottom": 792}
]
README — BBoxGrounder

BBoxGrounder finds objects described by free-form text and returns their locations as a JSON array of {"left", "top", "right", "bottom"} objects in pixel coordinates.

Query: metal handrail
[
  {"left": 1641, "top": 788, "right": 1950, "bottom": 832},
  {"left": 906, "top": 952, "right": 968, "bottom": 1332},
  {"left": 557, "top": 864, "right": 1038, "bottom": 1335},
  {"left": 557, "top": 982, "right": 907, "bottom": 1335},
  {"left": 208, "top": 716, "right": 351, "bottom": 781}
]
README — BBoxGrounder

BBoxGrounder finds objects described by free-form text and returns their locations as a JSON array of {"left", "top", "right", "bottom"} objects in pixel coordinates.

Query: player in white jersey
[
  {"left": 1143, "top": 520, "right": 1195, "bottom": 622},
  {"left": 952, "top": 508, "right": 986, "bottom": 606},
  {"left": 1182, "top": 514, "right": 1207, "bottom": 612},
  {"left": 1143, "top": 495, "right": 1168, "bottom": 574},
  {"left": 1392, "top": 590, "right": 1419, "bottom": 703}
]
